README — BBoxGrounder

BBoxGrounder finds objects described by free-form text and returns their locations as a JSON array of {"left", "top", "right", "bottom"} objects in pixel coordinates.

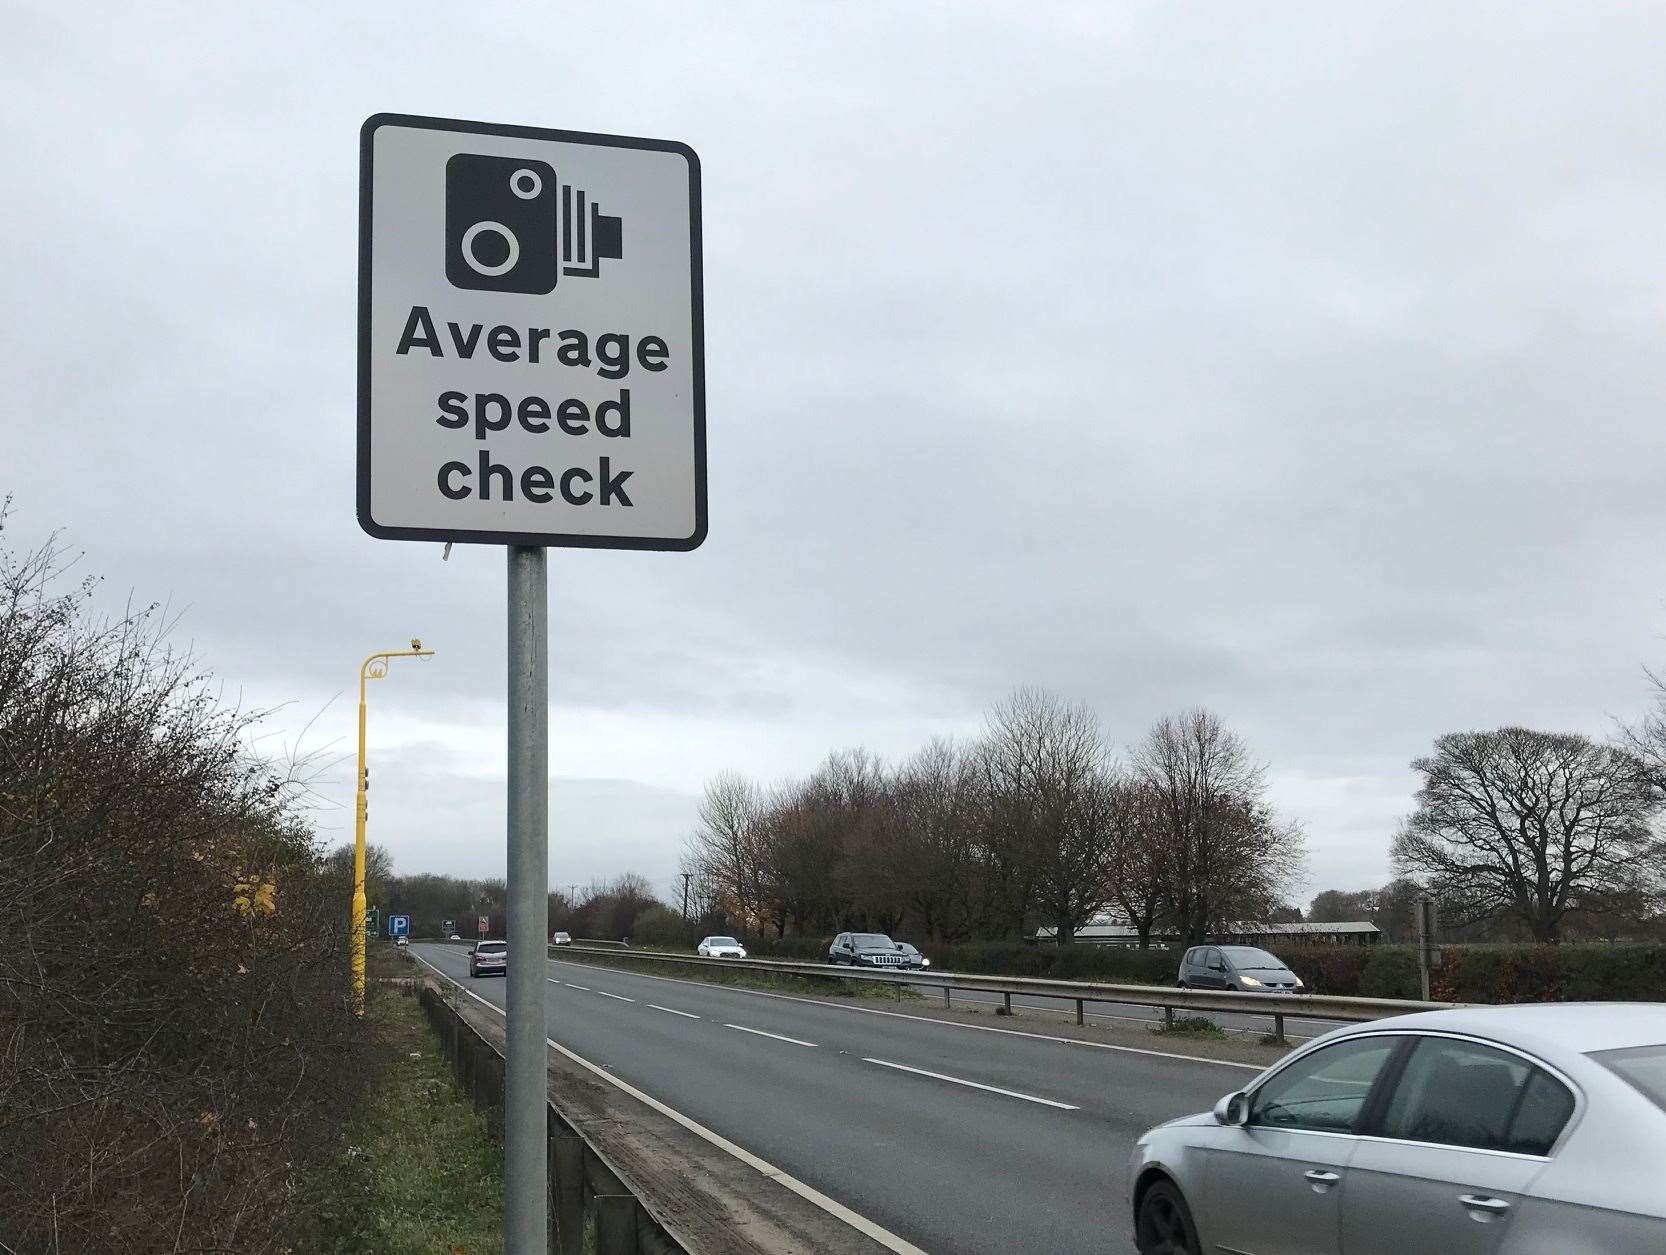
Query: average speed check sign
[{"left": 358, "top": 113, "right": 705, "bottom": 550}]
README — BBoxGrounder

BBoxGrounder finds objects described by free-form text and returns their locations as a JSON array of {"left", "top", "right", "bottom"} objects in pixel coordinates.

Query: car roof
[{"left": 1342, "top": 1003, "right": 1666, "bottom": 1058}]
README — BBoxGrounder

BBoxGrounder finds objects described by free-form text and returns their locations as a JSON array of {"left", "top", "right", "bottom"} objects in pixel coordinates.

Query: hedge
[{"left": 743, "top": 935, "right": 1666, "bottom": 1003}]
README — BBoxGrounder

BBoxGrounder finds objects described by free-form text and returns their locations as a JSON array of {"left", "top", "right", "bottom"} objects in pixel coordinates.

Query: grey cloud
[{"left": 5, "top": 2, "right": 1665, "bottom": 899}]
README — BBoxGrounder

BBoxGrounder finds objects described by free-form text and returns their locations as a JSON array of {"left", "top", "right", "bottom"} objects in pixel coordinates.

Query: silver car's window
[
  {"left": 1504, "top": 1069, "right": 1577, "bottom": 1155},
  {"left": 1250, "top": 1036, "right": 1399, "bottom": 1133},
  {"left": 1378, "top": 1037, "right": 1570, "bottom": 1154},
  {"left": 1590, "top": 1045, "right": 1666, "bottom": 1115}
]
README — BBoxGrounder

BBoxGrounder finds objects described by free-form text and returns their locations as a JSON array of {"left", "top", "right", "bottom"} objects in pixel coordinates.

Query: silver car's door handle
[
  {"left": 1459, "top": 1195, "right": 1510, "bottom": 1213},
  {"left": 1304, "top": 1171, "right": 1340, "bottom": 1184}
]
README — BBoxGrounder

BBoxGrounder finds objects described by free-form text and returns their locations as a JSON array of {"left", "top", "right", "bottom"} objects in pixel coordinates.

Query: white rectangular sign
[{"left": 358, "top": 114, "right": 705, "bottom": 549}]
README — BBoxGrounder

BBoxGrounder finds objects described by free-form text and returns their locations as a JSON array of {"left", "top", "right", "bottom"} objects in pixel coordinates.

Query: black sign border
[{"left": 358, "top": 112, "right": 707, "bottom": 551}]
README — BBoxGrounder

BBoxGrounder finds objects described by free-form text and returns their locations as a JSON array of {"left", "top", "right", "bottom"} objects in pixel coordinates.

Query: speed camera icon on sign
[{"left": 445, "top": 152, "right": 623, "bottom": 293}]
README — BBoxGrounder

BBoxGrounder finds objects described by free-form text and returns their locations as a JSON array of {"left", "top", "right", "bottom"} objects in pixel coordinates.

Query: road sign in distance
[
  {"left": 387, "top": 914, "right": 411, "bottom": 937},
  {"left": 359, "top": 113, "right": 705, "bottom": 550},
  {"left": 478, "top": 915, "right": 490, "bottom": 936}
]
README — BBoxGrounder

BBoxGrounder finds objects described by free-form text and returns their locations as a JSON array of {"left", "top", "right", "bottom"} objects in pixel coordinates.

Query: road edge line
[{"left": 412, "top": 949, "right": 928, "bottom": 1255}]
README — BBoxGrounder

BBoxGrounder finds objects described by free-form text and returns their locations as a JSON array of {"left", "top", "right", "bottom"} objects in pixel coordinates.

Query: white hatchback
[{"left": 697, "top": 935, "right": 747, "bottom": 958}]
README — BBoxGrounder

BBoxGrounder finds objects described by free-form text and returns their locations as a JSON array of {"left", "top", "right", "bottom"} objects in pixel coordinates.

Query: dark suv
[
  {"left": 828, "top": 932, "right": 917, "bottom": 969},
  {"left": 1177, "top": 944, "right": 1305, "bottom": 993}
]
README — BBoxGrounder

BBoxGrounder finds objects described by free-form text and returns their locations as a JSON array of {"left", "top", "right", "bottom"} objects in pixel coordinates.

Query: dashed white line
[
  {"left": 563, "top": 982, "right": 591, "bottom": 991},
  {"left": 725, "top": 1023, "right": 817, "bottom": 1047},
  {"left": 598, "top": 990, "right": 635, "bottom": 1002},
  {"left": 648, "top": 1004, "right": 701, "bottom": 1019},
  {"left": 541, "top": 955, "right": 1263, "bottom": 1071},
  {"left": 862, "top": 1057, "right": 1080, "bottom": 1110}
]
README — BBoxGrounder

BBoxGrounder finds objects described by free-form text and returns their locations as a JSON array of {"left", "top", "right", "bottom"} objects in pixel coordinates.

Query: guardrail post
[
  {"left": 593, "top": 1193, "right": 638, "bottom": 1255},
  {"left": 1075, "top": 998, "right": 1084, "bottom": 1026},
  {"left": 942, "top": 986, "right": 951, "bottom": 1009},
  {"left": 1271, "top": 1012, "right": 1287, "bottom": 1044},
  {"left": 1164, "top": 1005, "right": 1174, "bottom": 1030},
  {"left": 1002, "top": 992, "right": 1012, "bottom": 1015},
  {"left": 552, "top": 1134, "right": 585, "bottom": 1255}
]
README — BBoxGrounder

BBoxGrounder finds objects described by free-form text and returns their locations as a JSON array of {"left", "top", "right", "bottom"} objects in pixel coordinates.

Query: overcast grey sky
[{"left": 5, "top": 2, "right": 1665, "bottom": 906}]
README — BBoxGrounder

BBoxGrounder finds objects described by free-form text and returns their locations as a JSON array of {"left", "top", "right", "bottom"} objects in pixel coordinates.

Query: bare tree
[
  {"left": 1104, "top": 777, "right": 1167, "bottom": 948},
  {"left": 979, "top": 689, "right": 1118, "bottom": 943},
  {"left": 1392, "top": 727, "right": 1661, "bottom": 942},
  {"left": 878, "top": 740, "right": 987, "bottom": 941},
  {"left": 685, "top": 771, "right": 766, "bottom": 936},
  {"left": 1133, "top": 708, "right": 1305, "bottom": 943},
  {"left": 1620, "top": 667, "right": 1666, "bottom": 800}
]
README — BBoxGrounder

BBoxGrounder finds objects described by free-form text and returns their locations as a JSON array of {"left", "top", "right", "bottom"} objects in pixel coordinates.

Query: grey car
[
  {"left": 1129, "top": 1003, "right": 1666, "bottom": 1255},
  {"left": 1178, "top": 945, "right": 1305, "bottom": 993},
  {"left": 468, "top": 939, "right": 507, "bottom": 977}
]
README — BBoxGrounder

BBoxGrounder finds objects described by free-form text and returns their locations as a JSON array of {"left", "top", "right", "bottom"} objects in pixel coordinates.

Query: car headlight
[
  {"left": 1240, "top": 976, "right": 1264, "bottom": 988},
  {"left": 920, "top": 958, "right": 930, "bottom": 967}
]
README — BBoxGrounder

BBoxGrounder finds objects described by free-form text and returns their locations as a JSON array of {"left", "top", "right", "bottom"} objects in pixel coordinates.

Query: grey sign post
[{"left": 359, "top": 113, "right": 704, "bottom": 1253}]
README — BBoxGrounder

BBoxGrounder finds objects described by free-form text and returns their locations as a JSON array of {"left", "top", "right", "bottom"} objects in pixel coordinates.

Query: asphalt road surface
[{"left": 412, "top": 943, "right": 1255, "bottom": 1254}]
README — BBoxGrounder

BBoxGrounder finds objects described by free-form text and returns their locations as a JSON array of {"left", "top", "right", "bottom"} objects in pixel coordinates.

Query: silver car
[{"left": 1129, "top": 1003, "right": 1666, "bottom": 1255}]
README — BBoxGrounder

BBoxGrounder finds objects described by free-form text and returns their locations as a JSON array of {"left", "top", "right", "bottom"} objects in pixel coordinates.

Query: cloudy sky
[{"left": 5, "top": 2, "right": 1665, "bottom": 906}]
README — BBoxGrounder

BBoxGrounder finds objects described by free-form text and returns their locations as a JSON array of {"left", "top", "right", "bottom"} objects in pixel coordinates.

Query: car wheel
[{"left": 1136, "top": 1179, "right": 1200, "bottom": 1255}]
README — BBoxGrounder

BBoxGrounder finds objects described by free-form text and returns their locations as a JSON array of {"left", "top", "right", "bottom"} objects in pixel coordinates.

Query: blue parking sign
[{"left": 388, "top": 914, "right": 410, "bottom": 937}]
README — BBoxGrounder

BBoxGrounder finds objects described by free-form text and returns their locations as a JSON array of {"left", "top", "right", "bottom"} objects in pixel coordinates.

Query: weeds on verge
[
  {"left": 307, "top": 987, "right": 503, "bottom": 1255},
  {"left": 1149, "top": 1015, "right": 1228, "bottom": 1041}
]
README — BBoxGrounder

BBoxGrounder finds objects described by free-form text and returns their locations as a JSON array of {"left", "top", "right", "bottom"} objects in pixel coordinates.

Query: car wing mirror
[{"left": 1212, "top": 1091, "right": 1248, "bottom": 1126}]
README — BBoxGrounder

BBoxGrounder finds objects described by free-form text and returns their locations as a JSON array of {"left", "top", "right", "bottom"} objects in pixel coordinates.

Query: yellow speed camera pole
[{"left": 353, "top": 639, "right": 434, "bottom": 1013}]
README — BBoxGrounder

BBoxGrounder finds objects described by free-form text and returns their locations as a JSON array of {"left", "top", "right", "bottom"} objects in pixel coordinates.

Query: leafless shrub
[{"left": 0, "top": 515, "right": 371, "bottom": 1252}]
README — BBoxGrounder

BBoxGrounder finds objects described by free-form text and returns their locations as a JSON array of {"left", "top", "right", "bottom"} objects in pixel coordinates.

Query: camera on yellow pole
[{"left": 352, "top": 639, "right": 434, "bottom": 1014}]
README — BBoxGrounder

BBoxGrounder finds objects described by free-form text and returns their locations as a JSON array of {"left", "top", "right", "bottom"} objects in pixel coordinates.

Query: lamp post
[{"left": 353, "top": 639, "right": 434, "bottom": 1013}]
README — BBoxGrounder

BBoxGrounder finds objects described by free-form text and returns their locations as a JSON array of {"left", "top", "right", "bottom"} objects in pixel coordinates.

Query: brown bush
[{"left": 0, "top": 519, "right": 372, "bottom": 1252}]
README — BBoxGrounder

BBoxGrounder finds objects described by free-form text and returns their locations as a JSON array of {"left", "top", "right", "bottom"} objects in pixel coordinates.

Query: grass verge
[
  {"left": 306, "top": 983, "right": 504, "bottom": 1254},
  {"left": 1149, "top": 1014, "right": 1229, "bottom": 1041},
  {"left": 555, "top": 948, "right": 914, "bottom": 1001}
]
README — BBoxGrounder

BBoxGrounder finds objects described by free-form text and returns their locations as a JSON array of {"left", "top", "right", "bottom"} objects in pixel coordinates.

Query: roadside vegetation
[
  {"left": 0, "top": 515, "right": 377, "bottom": 1250},
  {"left": 1150, "top": 1015, "right": 1227, "bottom": 1041},
  {"left": 305, "top": 974, "right": 503, "bottom": 1255}
]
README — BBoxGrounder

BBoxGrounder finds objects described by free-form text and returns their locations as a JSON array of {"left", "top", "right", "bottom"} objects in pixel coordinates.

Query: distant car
[
  {"left": 895, "top": 941, "right": 930, "bottom": 969},
  {"left": 1177, "top": 945, "right": 1305, "bottom": 993},
  {"left": 395, "top": 935, "right": 409, "bottom": 947},
  {"left": 828, "top": 932, "right": 910, "bottom": 969},
  {"left": 448, "top": 934, "right": 461, "bottom": 940},
  {"left": 468, "top": 940, "right": 507, "bottom": 978},
  {"left": 551, "top": 931, "right": 572, "bottom": 945},
  {"left": 1129, "top": 1003, "right": 1666, "bottom": 1255},
  {"left": 697, "top": 935, "right": 747, "bottom": 958}
]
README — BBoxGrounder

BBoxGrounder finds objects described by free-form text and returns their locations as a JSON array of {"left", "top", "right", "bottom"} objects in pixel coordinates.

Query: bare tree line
[{"left": 682, "top": 691, "right": 1306, "bottom": 946}]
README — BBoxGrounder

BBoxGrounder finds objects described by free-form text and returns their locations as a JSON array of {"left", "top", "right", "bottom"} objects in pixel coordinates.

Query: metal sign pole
[{"left": 506, "top": 545, "right": 549, "bottom": 1252}]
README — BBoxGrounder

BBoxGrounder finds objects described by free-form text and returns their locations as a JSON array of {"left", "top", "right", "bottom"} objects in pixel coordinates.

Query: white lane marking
[
  {"left": 598, "top": 990, "right": 635, "bottom": 1002},
  {"left": 543, "top": 956, "right": 1264, "bottom": 1071},
  {"left": 648, "top": 1004, "right": 700, "bottom": 1019},
  {"left": 863, "top": 1057, "right": 1080, "bottom": 1110},
  {"left": 564, "top": 982, "right": 591, "bottom": 991},
  {"left": 725, "top": 1023, "right": 817, "bottom": 1047},
  {"left": 408, "top": 950, "right": 925, "bottom": 1255}
]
